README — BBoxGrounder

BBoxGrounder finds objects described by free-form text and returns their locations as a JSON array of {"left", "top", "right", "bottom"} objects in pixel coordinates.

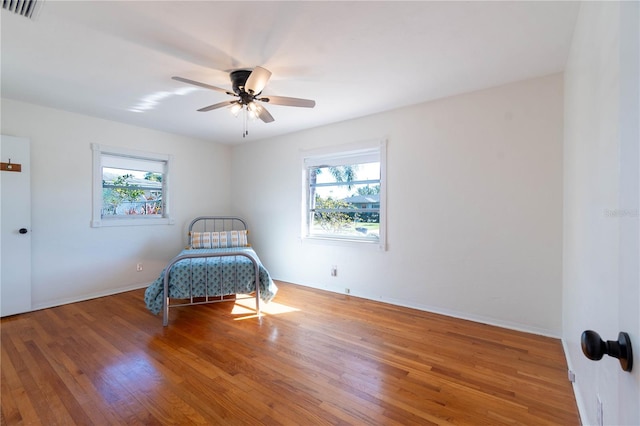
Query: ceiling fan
[{"left": 172, "top": 67, "right": 316, "bottom": 137}]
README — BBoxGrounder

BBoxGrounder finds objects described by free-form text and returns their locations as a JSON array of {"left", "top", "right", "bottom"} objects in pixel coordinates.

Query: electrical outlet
[
  {"left": 136, "top": 263, "right": 143, "bottom": 272},
  {"left": 331, "top": 265, "right": 337, "bottom": 277},
  {"left": 567, "top": 369, "right": 575, "bottom": 383},
  {"left": 345, "top": 288, "right": 350, "bottom": 294}
]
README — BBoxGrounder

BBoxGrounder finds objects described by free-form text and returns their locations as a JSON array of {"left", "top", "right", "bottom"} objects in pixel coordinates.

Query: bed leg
[
  {"left": 163, "top": 298, "right": 169, "bottom": 326},
  {"left": 163, "top": 270, "right": 170, "bottom": 326},
  {"left": 254, "top": 261, "right": 261, "bottom": 316}
]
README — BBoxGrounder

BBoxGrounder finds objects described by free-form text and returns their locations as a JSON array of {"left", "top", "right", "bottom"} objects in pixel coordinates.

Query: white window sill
[
  {"left": 301, "top": 235, "right": 386, "bottom": 251},
  {"left": 91, "top": 216, "right": 175, "bottom": 228}
]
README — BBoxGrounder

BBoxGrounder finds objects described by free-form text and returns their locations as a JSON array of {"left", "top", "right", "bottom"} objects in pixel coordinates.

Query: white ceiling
[{"left": 1, "top": 1, "right": 579, "bottom": 144}]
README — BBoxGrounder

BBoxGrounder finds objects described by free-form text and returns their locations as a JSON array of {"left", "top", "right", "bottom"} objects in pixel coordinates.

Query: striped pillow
[
  {"left": 190, "top": 232, "right": 212, "bottom": 249},
  {"left": 211, "top": 231, "right": 222, "bottom": 248},
  {"left": 230, "top": 230, "right": 248, "bottom": 247},
  {"left": 192, "top": 230, "right": 249, "bottom": 249}
]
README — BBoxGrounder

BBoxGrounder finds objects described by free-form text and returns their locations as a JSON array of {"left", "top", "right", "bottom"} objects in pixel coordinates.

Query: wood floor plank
[{"left": 1, "top": 281, "right": 580, "bottom": 425}]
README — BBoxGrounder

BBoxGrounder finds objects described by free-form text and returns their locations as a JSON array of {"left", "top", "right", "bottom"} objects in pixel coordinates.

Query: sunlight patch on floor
[{"left": 231, "top": 294, "right": 300, "bottom": 320}]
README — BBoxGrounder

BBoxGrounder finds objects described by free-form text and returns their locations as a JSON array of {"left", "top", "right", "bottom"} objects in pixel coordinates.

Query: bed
[{"left": 144, "top": 216, "right": 277, "bottom": 326}]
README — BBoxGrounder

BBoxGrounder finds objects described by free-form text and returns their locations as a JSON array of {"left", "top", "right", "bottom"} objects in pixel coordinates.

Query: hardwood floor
[{"left": 1, "top": 281, "right": 579, "bottom": 425}]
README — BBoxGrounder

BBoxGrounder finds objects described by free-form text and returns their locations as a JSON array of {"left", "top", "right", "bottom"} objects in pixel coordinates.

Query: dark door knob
[
  {"left": 19, "top": 228, "right": 28, "bottom": 234},
  {"left": 581, "top": 330, "right": 633, "bottom": 372}
]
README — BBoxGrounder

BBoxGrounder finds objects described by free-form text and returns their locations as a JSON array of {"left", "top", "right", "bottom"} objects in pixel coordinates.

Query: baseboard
[
  {"left": 288, "top": 280, "right": 561, "bottom": 338},
  {"left": 31, "top": 282, "right": 151, "bottom": 312},
  {"left": 562, "top": 338, "right": 587, "bottom": 425},
  {"left": 381, "top": 295, "right": 561, "bottom": 338}
]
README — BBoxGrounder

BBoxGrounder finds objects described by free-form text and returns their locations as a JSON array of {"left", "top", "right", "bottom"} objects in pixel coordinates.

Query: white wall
[
  {"left": 232, "top": 74, "right": 564, "bottom": 336},
  {"left": 1, "top": 98, "right": 232, "bottom": 309},
  {"left": 563, "top": 2, "right": 640, "bottom": 425}
]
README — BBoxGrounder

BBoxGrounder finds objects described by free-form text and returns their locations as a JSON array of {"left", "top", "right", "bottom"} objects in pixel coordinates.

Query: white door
[{"left": 0, "top": 135, "right": 32, "bottom": 316}]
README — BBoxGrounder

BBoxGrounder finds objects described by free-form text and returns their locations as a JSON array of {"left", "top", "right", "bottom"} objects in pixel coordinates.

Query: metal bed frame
[{"left": 162, "top": 216, "right": 261, "bottom": 326}]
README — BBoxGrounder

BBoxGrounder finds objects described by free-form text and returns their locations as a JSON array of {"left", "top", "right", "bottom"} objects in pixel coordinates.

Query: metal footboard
[{"left": 162, "top": 251, "right": 260, "bottom": 326}]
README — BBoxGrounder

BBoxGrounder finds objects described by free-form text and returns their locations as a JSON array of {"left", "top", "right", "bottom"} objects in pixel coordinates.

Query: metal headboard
[{"left": 188, "top": 216, "right": 248, "bottom": 234}]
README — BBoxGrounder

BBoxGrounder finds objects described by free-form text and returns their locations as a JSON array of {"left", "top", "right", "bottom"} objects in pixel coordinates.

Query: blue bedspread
[{"left": 144, "top": 247, "right": 277, "bottom": 315}]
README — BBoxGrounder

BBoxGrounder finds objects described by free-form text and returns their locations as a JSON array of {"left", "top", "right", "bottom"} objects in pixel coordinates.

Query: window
[
  {"left": 91, "top": 144, "right": 173, "bottom": 227},
  {"left": 302, "top": 139, "right": 386, "bottom": 248}
]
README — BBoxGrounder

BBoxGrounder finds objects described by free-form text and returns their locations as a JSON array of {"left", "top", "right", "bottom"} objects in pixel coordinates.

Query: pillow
[
  {"left": 230, "top": 230, "right": 248, "bottom": 247},
  {"left": 190, "top": 232, "right": 212, "bottom": 249},
  {"left": 194, "top": 230, "right": 248, "bottom": 249},
  {"left": 211, "top": 231, "right": 222, "bottom": 248}
]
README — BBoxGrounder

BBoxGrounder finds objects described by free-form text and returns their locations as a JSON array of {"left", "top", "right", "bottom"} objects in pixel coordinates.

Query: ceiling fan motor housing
[{"left": 230, "top": 70, "right": 253, "bottom": 96}]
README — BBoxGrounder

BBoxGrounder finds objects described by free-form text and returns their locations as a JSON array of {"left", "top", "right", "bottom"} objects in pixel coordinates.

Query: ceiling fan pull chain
[{"left": 243, "top": 106, "right": 248, "bottom": 137}]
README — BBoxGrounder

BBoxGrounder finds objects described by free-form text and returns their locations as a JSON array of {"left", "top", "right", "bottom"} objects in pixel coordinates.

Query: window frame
[
  {"left": 301, "top": 138, "right": 387, "bottom": 250},
  {"left": 91, "top": 143, "right": 174, "bottom": 228}
]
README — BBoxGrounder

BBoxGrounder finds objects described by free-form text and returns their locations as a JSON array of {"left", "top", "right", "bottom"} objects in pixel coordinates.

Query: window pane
[
  {"left": 308, "top": 162, "right": 380, "bottom": 240},
  {"left": 102, "top": 167, "right": 163, "bottom": 217}
]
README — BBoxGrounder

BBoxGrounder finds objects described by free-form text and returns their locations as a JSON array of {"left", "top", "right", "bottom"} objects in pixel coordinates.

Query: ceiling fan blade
[
  {"left": 256, "top": 104, "right": 275, "bottom": 123},
  {"left": 172, "top": 76, "right": 235, "bottom": 96},
  {"left": 259, "top": 95, "right": 316, "bottom": 108},
  {"left": 244, "top": 66, "right": 272, "bottom": 95},
  {"left": 197, "top": 100, "right": 237, "bottom": 112}
]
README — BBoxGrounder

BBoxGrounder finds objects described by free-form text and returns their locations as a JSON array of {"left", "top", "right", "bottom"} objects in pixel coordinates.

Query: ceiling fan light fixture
[
  {"left": 230, "top": 103, "right": 242, "bottom": 117},
  {"left": 246, "top": 102, "right": 259, "bottom": 119}
]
